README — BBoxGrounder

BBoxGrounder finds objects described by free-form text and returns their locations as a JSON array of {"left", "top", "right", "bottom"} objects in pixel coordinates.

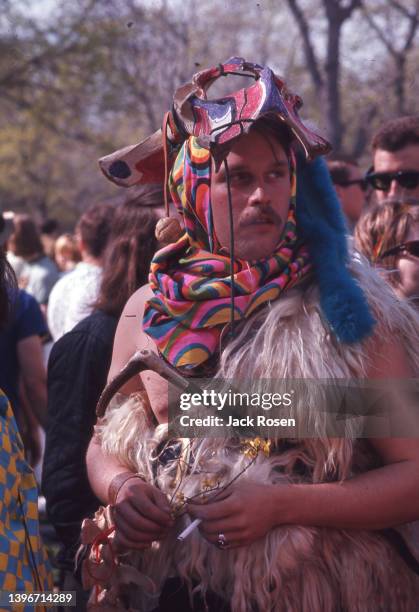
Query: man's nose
[
  {"left": 387, "top": 179, "right": 401, "bottom": 198},
  {"left": 248, "top": 185, "right": 270, "bottom": 206}
]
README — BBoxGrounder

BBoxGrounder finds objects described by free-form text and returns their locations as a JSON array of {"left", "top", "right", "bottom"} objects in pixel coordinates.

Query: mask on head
[
  {"left": 99, "top": 57, "right": 330, "bottom": 189},
  {"left": 99, "top": 57, "right": 376, "bottom": 348}
]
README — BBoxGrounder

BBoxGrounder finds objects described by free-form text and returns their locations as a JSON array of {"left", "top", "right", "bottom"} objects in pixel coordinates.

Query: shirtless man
[{"left": 86, "top": 59, "right": 419, "bottom": 610}]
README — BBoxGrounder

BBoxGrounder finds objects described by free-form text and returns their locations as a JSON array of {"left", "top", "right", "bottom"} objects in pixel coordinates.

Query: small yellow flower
[
  {"left": 171, "top": 491, "right": 188, "bottom": 514},
  {"left": 241, "top": 437, "right": 271, "bottom": 458},
  {"left": 202, "top": 477, "right": 217, "bottom": 491},
  {"left": 261, "top": 440, "right": 271, "bottom": 457}
]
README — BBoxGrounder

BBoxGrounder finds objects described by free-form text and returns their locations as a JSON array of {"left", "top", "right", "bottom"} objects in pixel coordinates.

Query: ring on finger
[{"left": 217, "top": 533, "right": 228, "bottom": 549}]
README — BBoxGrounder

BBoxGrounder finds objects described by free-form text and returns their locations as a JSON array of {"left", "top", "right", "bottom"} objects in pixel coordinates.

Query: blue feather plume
[{"left": 296, "top": 155, "right": 375, "bottom": 343}]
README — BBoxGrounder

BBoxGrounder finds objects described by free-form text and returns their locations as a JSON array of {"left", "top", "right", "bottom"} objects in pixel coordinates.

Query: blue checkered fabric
[{"left": 0, "top": 390, "right": 52, "bottom": 605}]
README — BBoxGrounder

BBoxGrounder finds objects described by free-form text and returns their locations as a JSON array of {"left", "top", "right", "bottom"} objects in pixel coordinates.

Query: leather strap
[{"left": 108, "top": 471, "right": 146, "bottom": 505}]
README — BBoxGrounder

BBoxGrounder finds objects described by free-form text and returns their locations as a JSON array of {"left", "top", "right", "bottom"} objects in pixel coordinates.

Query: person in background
[
  {"left": 0, "top": 224, "right": 53, "bottom": 595},
  {"left": 42, "top": 185, "right": 163, "bottom": 605},
  {"left": 4, "top": 211, "right": 25, "bottom": 279},
  {"left": 7, "top": 214, "right": 60, "bottom": 313},
  {"left": 0, "top": 213, "right": 48, "bottom": 462},
  {"left": 354, "top": 198, "right": 419, "bottom": 306},
  {"left": 327, "top": 157, "right": 367, "bottom": 230},
  {"left": 366, "top": 116, "right": 419, "bottom": 203},
  {"left": 47, "top": 203, "right": 114, "bottom": 341},
  {"left": 54, "top": 233, "right": 81, "bottom": 273},
  {"left": 0, "top": 212, "right": 15, "bottom": 266},
  {"left": 40, "top": 218, "right": 60, "bottom": 261}
]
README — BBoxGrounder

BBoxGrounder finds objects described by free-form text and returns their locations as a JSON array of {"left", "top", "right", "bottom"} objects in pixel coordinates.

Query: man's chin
[{"left": 235, "top": 238, "right": 280, "bottom": 261}]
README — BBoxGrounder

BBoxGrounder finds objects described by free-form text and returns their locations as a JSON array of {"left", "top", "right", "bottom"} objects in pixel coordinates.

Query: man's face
[
  {"left": 334, "top": 166, "right": 366, "bottom": 225},
  {"left": 210, "top": 129, "right": 291, "bottom": 261},
  {"left": 397, "top": 222, "right": 419, "bottom": 300},
  {"left": 373, "top": 144, "right": 419, "bottom": 203}
]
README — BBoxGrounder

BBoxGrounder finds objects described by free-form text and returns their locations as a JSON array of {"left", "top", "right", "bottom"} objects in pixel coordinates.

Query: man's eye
[
  {"left": 267, "top": 170, "right": 286, "bottom": 179},
  {"left": 230, "top": 172, "right": 251, "bottom": 184}
]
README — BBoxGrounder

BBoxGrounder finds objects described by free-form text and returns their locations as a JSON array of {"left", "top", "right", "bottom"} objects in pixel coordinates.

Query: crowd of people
[{"left": 0, "top": 57, "right": 418, "bottom": 611}]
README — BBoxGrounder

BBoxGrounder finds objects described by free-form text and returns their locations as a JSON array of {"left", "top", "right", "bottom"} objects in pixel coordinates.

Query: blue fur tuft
[{"left": 296, "top": 155, "right": 375, "bottom": 343}]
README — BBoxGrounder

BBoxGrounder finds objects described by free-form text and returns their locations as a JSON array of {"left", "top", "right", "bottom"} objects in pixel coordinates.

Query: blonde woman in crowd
[
  {"left": 54, "top": 233, "right": 81, "bottom": 273},
  {"left": 355, "top": 198, "right": 419, "bottom": 306}
]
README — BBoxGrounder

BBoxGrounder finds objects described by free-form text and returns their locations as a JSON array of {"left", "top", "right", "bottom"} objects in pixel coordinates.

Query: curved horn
[{"left": 96, "top": 349, "right": 194, "bottom": 417}]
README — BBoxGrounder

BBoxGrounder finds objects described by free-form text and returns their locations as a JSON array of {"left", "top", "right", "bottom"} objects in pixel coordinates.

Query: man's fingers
[
  {"left": 200, "top": 530, "right": 247, "bottom": 549},
  {"left": 113, "top": 529, "right": 152, "bottom": 551},
  {"left": 199, "top": 517, "right": 244, "bottom": 535},
  {"left": 126, "top": 490, "right": 173, "bottom": 527},
  {"left": 117, "top": 519, "right": 165, "bottom": 544},
  {"left": 151, "top": 488, "right": 173, "bottom": 514},
  {"left": 188, "top": 497, "right": 236, "bottom": 521},
  {"left": 113, "top": 504, "right": 167, "bottom": 540}
]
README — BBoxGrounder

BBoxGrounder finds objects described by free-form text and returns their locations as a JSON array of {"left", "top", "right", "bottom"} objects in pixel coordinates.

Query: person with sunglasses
[
  {"left": 327, "top": 157, "right": 368, "bottom": 230},
  {"left": 354, "top": 198, "right": 419, "bottom": 305},
  {"left": 367, "top": 116, "right": 419, "bottom": 203}
]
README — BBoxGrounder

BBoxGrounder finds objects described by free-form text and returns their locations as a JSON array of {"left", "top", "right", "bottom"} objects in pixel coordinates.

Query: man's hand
[
  {"left": 112, "top": 478, "right": 174, "bottom": 550},
  {"left": 187, "top": 482, "right": 279, "bottom": 548}
]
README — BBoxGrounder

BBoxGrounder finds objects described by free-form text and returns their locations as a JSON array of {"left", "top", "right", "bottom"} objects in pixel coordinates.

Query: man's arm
[
  {"left": 86, "top": 285, "right": 171, "bottom": 549},
  {"left": 189, "top": 335, "right": 419, "bottom": 546},
  {"left": 87, "top": 287, "right": 149, "bottom": 505}
]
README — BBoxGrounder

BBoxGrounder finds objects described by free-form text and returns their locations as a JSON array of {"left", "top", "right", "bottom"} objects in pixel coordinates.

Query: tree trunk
[
  {"left": 324, "top": 5, "right": 343, "bottom": 152},
  {"left": 351, "top": 104, "right": 378, "bottom": 158},
  {"left": 394, "top": 54, "right": 406, "bottom": 116},
  {"left": 285, "top": 0, "right": 324, "bottom": 91}
]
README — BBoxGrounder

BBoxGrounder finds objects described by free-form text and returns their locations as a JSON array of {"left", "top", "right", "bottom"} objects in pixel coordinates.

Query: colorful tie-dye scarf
[{"left": 143, "top": 137, "right": 311, "bottom": 371}]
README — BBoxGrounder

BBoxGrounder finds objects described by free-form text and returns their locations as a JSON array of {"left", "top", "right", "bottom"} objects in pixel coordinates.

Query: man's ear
[{"left": 334, "top": 184, "right": 344, "bottom": 201}]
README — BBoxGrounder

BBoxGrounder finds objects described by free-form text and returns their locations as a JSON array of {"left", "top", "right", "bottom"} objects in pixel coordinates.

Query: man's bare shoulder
[
  {"left": 122, "top": 284, "right": 153, "bottom": 317},
  {"left": 118, "top": 284, "right": 155, "bottom": 347},
  {"left": 108, "top": 284, "right": 156, "bottom": 383},
  {"left": 108, "top": 284, "right": 169, "bottom": 420}
]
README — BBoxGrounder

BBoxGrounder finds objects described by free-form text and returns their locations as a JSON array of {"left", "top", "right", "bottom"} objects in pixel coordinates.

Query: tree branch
[
  {"left": 285, "top": 0, "right": 324, "bottom": 89},
  {"left": 363, "top": 2, "right": 418, "bottom": 56},
  {"left": 362, "top": 8, "right": 397, "bottom": 58},
  {"left": 388, "top": 0, "right": 417, "bottom": 20},
  {"left": 403, "top": 11, "right": 419, "bottom": 53},
  {"left": 0, "top": 0, "right": 98, "bottom": 89},
  {"left": 340, "top": 0, "right": 362, "bottom": 21},
  {"left": 351, "top": 103, "right": 378, "bottom": 158}
]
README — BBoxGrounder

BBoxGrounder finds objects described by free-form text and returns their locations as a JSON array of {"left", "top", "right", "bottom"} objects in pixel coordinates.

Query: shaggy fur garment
[{"left": 97, "top": 255, "right": 419, "bottom": 612}]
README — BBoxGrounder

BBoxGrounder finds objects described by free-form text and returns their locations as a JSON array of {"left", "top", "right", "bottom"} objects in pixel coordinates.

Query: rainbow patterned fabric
[
  {"left": 0, "top": 390, "right": 52, "bottom": 604},
  {"left": 143, "top": 137, "right": 311, "bottom": 371}
]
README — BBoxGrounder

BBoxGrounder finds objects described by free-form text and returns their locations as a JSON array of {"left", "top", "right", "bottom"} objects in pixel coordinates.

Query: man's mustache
[{"left": 238, "top": 205, "right": 283, "bottom": 228}]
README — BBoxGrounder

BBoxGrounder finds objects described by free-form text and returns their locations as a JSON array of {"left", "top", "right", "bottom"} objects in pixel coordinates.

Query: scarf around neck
[{"left": 143, "top": 137, "right": 311, "bottom": 371}]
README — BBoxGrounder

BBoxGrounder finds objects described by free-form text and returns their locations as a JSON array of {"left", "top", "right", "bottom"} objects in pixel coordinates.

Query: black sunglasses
[
  {"left": 380, "top": 240, "right": 419, "bottom": 259},
  {"left": 335, "top": 178, "right": 368, "bottom": 192},
  {"left": 365, "top": 169, "right": 419, "bottom": 191}
]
